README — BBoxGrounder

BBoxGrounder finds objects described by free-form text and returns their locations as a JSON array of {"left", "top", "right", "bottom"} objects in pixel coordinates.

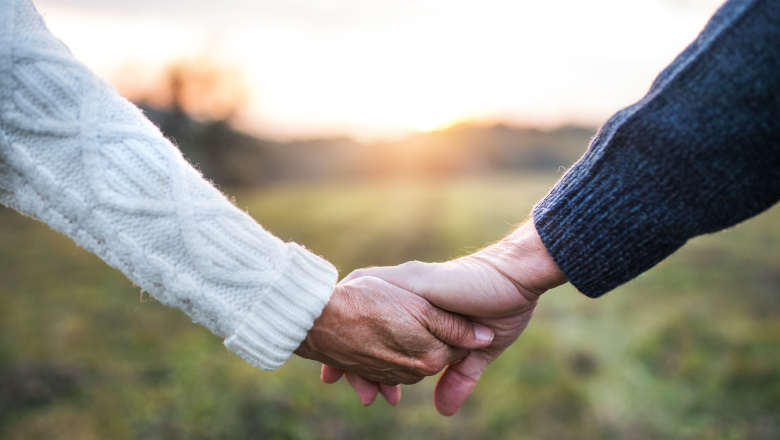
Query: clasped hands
[{"left": 294, "top": 222, "right": 567, "bottom": 415}]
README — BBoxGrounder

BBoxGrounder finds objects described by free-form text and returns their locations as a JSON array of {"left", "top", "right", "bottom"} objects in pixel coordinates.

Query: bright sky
[{"left": 36, "top": 0, "right": 725, "bottom": 141}]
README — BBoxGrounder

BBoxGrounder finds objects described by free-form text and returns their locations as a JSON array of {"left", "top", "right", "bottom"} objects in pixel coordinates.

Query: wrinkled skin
[{"left": 295, "top": 276, "right": 494, "bottom": 386}]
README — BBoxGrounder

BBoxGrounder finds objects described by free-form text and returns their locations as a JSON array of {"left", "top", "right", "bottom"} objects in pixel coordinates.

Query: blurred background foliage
[
  {"left": 2, "top": 58, "right": 780, "bottom": 440},
  {"left": 129, "top": 56, "right": 596, "bottom": 187}
]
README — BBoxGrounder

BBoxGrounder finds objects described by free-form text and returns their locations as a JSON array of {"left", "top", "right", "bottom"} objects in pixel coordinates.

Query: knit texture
[
  {"left": 0, "top": 0, "right": 338, "bottom": 370},
  {"left": 534, "top": 0, "right": 780, "bottom": 298}
]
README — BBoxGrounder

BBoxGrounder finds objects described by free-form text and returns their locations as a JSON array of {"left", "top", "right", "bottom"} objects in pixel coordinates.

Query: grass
[{"left": 1, "top": 172, "right": 779, "bottom": 439}]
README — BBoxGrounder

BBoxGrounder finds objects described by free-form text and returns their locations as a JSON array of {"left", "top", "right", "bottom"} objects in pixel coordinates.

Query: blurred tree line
[{"left": 120, "top": 56, "right": 596, "bottom": 187}]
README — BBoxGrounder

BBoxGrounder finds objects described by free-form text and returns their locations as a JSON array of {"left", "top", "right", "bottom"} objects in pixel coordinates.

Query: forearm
[
  {"left": 0, "top": 0, "right": 337, "bottom": 370},
  {"left": 534, "top": 0, "right": 780, "bottom": 297}
]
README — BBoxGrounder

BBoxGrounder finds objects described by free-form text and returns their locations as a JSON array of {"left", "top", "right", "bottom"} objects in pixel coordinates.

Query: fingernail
[{"left": 474, "top": 324, "right": 494, "bottom": 343}]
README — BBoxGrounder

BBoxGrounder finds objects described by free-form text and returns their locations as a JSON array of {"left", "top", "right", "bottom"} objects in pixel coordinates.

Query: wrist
[
  {"left": 293, "top": 285, "right": 341, "bottom": 362},
  {"left": 471, "top": 221, "right": 567, "bottom": 296}
]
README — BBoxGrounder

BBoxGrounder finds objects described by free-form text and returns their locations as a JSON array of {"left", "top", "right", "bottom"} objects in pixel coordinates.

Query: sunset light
[{"left": 37, "top": 0, "right": 725, "bottom": 141}]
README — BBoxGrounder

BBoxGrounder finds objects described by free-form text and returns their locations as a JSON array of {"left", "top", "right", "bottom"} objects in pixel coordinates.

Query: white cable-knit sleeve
[{"left": 0, "top": 0, "right": 337, "bottom": 370}]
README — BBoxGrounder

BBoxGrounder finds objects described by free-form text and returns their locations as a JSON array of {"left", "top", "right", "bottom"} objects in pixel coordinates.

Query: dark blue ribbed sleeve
[{"left": 533, "top": 0, "right": 780, "bottom": 298}]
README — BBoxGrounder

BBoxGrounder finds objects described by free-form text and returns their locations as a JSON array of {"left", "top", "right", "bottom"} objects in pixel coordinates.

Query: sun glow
[{"left": 36, "top": 0, "right": 725, "bottom": 141}]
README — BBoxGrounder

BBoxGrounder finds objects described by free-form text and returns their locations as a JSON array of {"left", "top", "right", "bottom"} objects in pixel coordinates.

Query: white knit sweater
[{"left": 0, "top": 0, "right": 338, "bottom": 370}]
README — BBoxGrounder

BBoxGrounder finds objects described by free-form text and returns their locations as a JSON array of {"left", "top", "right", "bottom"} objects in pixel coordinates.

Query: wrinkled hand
[
  {"left": 295, "top": 276, "right": 495, "bottom": 388},
  {"left": 322, "top": 222, "right": 566, "bottom": 414}
]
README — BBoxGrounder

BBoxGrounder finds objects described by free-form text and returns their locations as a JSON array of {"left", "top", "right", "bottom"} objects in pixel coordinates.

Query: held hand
[
  {"left": 295, "top": 276, "right": 494, "bottom": 387},
  {"left": 321, "top": 310, "right": 535, "bottom": 409},
  {"left": 322, "top": 266, "right": 537, "bottom": 413},
  {"left": 323, "top": 222, "right": 566, "bottom": 414}
]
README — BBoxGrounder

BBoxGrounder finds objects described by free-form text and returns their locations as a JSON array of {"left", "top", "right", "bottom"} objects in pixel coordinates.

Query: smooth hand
[
  {"left": 322, "top": 222, "right": 566, "bottom": 414},
  {"left": 294, "top": 276, "right": 495, "bottom": 396}
]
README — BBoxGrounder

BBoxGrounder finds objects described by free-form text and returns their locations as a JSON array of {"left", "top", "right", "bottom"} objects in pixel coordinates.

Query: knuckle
[
  {"left": 407, "top": 360, "right": 428, "bottom": 377},
  {"left": 400, "top": 260, "right": 426, "bottom": 275},
  {"left": 428, "top": 352, "right": 450, "bottom": 373},
  {"left": 413, "top": 357, "right": 444, "bottom": 377},
  {"left": 408, "top": 296, "right": 431, "bottom": 315},
  {"left": 401, "top": 295, "right": 431, "bottom": 323}
]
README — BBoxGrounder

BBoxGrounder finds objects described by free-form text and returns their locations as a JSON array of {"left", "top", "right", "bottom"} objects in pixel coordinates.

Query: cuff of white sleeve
[{"left": 224, "top": 243, "right": 338, "bottom": 370}]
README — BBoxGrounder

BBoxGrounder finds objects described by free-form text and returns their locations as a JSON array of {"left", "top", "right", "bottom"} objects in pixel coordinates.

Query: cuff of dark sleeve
[{"left": 532, "top": 169, "right": 687, "bottom": 298}]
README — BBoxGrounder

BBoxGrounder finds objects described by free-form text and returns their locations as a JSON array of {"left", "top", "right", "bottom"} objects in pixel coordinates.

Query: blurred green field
[{"left": 1, "top": 173, "right": 779, "bottom": 440}]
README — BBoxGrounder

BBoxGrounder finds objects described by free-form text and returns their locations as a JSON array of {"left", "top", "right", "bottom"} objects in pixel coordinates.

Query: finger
[
  {"left": 378, "top": 383, "right": 402, "bottom": 405},
  {"left": 321, "top": 365, "right": 345, "bottom": 384},
  {"left": 423, "top": 305, "right": 494, "bottom": 350},
  {"left": 337, "top": 271, "right": 360, "bottom": 286},
  {"left": 338, "top": 265, "right": 412, "bottom": 288},
  {"left": 434, "top": 353, "right": 490, "bottom": 416},
  {"left": 344, "top": 372, "right": 380, "bottom": 406}
]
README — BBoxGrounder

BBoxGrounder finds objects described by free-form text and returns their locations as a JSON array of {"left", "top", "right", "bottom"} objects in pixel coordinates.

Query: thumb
[
  {"left": 422, "top": 304, "right": 494, "bottom": 350},
  {"left": 434, "top": 353, "right": 490, "bottom": 416}
]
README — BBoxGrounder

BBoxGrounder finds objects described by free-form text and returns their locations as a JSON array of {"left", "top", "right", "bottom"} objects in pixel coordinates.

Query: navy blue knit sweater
[{"left": 533, "top": 0, "right": 780, "bottom": 298}]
